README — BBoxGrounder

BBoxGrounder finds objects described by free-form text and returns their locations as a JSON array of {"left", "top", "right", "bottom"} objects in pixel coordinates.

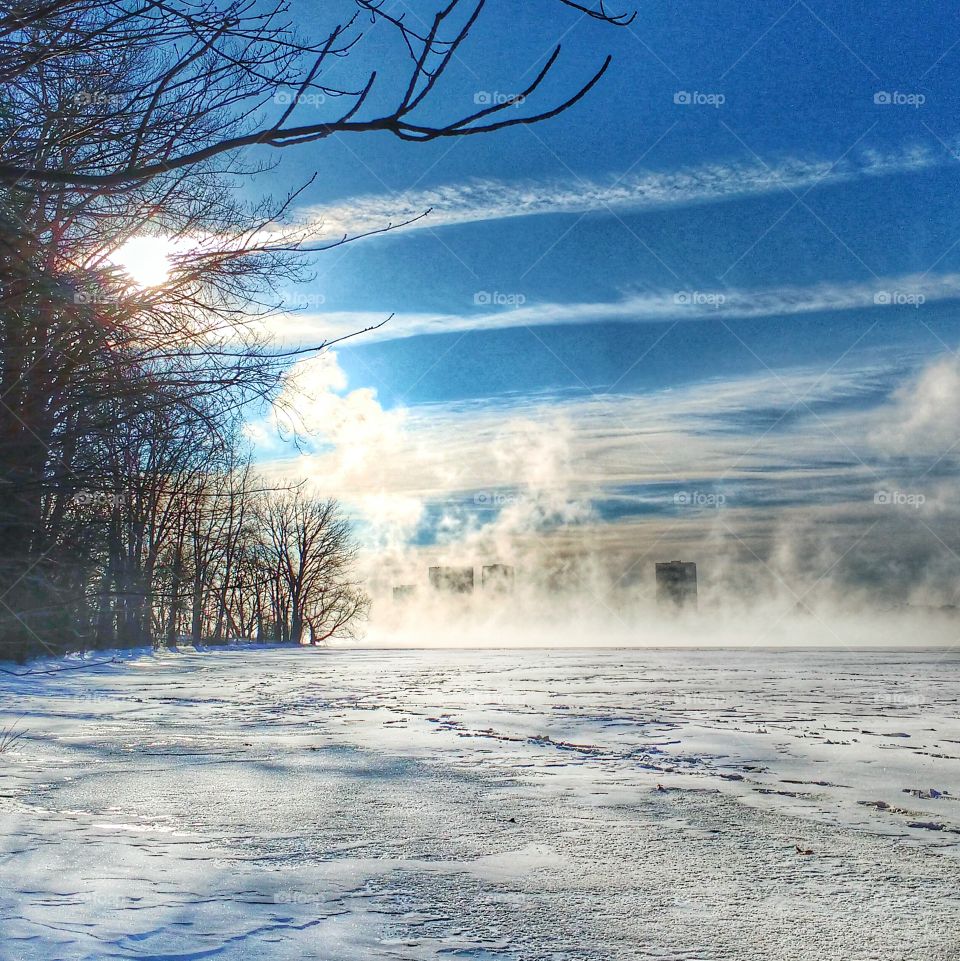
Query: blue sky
[{"left": 249, "top": 0, "right": 960, "bottom": 604}]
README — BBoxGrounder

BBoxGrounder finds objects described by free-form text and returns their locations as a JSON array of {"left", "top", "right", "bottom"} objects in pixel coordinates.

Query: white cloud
[
  {"left": 290, "top": 145, "right": 938, "bottom": 244},
  {"left": 871, "top": 354, "right": 960, "bottom": 456},
  {"left": 265, "top": 356, "right": 960, "bottom": 522},
  {"left": 262, "top": 271, "right": 960, "bottom": 344},
  {"left": 265, "top": 362, "right": 885, "bottom": 509},
  {"left": 260, "top": 354, "right": 960, "bottom": 605},
  {"left": 272, "top": 350, "right": 406, "bottom": 473}
]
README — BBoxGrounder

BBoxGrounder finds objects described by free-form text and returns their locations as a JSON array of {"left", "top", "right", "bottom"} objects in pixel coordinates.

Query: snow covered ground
[{"left": 0, "top": 646, "right": 958, "bottom": 960}]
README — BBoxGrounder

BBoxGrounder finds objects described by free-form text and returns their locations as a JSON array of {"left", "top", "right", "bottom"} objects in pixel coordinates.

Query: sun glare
[{"left": 112, "top": 235, "right": 172, "bottom": 288}]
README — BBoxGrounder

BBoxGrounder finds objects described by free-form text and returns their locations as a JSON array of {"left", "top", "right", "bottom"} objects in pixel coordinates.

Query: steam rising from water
[
  {"left": 268, "top": 351, "right": 960, "bottom": 648},
  {"left": 363, "top": 590, "right": 960, "bottom": 648}
]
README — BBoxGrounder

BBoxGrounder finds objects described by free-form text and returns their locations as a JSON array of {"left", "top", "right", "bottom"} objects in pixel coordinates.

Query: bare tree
[
  {"left": 0, "top": 0, "right": 632, "bottom": 186},
  {"left": 258, "top": 491, "right": 367, "bottom": 645}
]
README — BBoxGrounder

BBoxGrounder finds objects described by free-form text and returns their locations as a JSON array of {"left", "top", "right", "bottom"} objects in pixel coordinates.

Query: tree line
[{"left": 0, "top": 0, "right": 628, "bottom": 660}]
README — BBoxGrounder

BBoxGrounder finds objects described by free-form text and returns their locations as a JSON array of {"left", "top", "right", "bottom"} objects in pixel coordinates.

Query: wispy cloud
[
  {"left": 264, "top": 270, "right": 960, "bottom": 343},
  {"left": 259, "top": 353, "right": 960, "bottom": 603},
  {"left": 261, "top": 357, "right": 901, "bottom": 507},
  {"left": 292, "top": 144, "right": 939, "bottom": 242}
]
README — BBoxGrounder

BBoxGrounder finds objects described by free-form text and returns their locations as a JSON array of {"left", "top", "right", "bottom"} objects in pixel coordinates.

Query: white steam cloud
[{"left": 260, "top": 352, "right": 960, "bottom": 647}]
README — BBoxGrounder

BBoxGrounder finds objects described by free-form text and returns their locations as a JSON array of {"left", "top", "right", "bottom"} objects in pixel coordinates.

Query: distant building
[
  {"left": 482, "top": 564, "right": 515, "bottom": 593},
  {"left": 655, "top": 561, "right": 698, "bottom": 608},
  {"left": 393, "top": 585, "right": 416, "bottom": 602},
  {"left": 428, "top": 566, "right": 475, "bottom": 594}
]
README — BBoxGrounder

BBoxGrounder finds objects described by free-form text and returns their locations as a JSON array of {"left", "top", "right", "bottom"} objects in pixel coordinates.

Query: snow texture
[{"left": 1, "top": 646, "right": 958, "bottom": 959}]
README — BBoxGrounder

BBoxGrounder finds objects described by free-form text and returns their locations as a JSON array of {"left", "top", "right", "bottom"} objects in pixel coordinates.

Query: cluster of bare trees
[
  {"left": 0, "top": 0, "right": 627, "bottom": 659},
  {"left": 71, "top": 421, "right": 368, "bottom": 652}
]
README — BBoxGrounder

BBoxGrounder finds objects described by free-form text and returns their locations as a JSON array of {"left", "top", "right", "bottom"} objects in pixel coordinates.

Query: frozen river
[{"left": 1, "top": 646, "right": 958, "bottom": 960}]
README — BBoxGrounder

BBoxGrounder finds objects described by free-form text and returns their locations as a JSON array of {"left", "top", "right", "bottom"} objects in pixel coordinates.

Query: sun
[{"left": 112, "top": 235, "right": 172, "bottom": 288}]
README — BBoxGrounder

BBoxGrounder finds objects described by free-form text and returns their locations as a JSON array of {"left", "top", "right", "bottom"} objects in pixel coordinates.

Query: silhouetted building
[
  {"left": 393, "top": 585, "right": 416, "bottom": 602},
  {"left": 429, "top": 566, "right": 474, "bottom": 594},
  {"left": 655, "top": 561, "right": 698, "bottom": 608},
  {"left": 482, "top": 564, "right": 515, "bottom": 593}
]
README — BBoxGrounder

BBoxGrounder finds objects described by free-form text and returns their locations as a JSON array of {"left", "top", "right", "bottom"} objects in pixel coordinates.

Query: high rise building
[
  {"left": 655, "top": 561, "right": 698, "bottom": 608},
  {"left": 481, "top": 564, "right": 515, "bottom": 593},
  {"left": 428, "top": 566, "right": 475, "bottom": 594}
]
